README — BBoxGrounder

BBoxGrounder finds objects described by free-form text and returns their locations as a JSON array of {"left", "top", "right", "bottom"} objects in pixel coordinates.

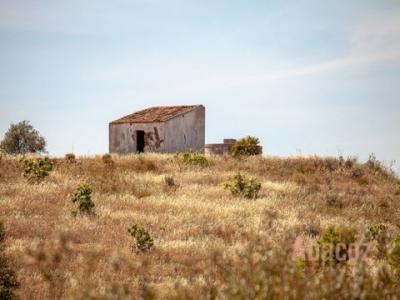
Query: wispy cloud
[
  {"left": 79, "top": 9, "right": 400, "bottom": 98},
  {"left": 250, "top": 51, "right": 400, "bottom": 83},
  {"left": 119, "top": 49, "right": 400, "bottom": 100}
]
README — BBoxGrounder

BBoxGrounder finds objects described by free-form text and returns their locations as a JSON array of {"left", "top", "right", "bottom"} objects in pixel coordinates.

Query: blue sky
[{"left": 0, "top": 0, "right": 399, "bottom": 172}]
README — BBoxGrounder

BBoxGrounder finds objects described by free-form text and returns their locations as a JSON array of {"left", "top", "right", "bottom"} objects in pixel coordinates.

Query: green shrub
[
  {"left": 317, "top": 226, "right": 358, "bottom": 264},
  {"left": 0, "top": 222, "right": 19, "bottom": 300},
  {"left": 224, "top": 172, "right": 261, "bottom": 199},
  {"left": 71, "top": 184, "right": 94, "bottom": 215},
  {"left": 65, "top": 153, "right": 76, "bottom": 163},
  {"left": 128, "top": 223, "right": 154, "bottom": 252},
  {"left": 180, "top": 149, "right": 209, "bottom": 167},
  {"left": 389, "top": 237, "right": 400, "bottom": 281},
  {"left": 20, "top": 156, "right": 53, "bottom": 183},
  {"left": 365, "top": 224, "right": 389, "bottom": 242},
  {"left": 231, "top": 136, "right": 262, "bottom": 157}
]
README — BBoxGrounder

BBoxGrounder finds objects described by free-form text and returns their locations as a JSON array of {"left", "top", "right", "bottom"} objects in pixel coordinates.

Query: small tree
[
  {"left": 0, "top": 121, "right": 46, "bottom": 154},
  {"left": 231, "top": 136, "right": 262, "bottom": 157}
]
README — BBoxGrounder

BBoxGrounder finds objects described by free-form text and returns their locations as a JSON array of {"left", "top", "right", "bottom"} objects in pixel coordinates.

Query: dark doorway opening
[{"left": 136, "top": 131, "right": 145, "bottom": 153}]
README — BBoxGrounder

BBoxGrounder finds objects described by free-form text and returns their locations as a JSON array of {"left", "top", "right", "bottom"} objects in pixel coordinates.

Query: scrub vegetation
[
  {"left": 231, "top": 136, "right": 263, "bottom": 157},
  {"left": 0, "top": 153, "right": 399, "bottom": 298}
]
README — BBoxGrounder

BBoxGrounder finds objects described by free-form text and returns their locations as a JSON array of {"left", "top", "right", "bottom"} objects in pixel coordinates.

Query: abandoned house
[{"left": 109, "top": 105, "right": 205, "bottom": 154}]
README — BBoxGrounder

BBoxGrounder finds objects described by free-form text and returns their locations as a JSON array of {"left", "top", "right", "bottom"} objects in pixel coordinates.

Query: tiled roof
[{"left": 110, "top": 105, "right": 202, "bottom": 124}]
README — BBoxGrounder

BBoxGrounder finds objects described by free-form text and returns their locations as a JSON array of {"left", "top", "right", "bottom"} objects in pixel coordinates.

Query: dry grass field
[{"left": 1, "top": 153, "right": 400, "bottom": 299}]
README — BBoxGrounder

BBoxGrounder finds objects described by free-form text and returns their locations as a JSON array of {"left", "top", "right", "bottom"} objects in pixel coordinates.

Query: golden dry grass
[{"left": 1, "top": 153, "right": 400, "bottom": 299}]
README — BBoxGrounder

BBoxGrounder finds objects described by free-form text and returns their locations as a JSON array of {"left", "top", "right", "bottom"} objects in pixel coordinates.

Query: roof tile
[{"left": 110, "top": 105, "right": 202, "bottom": 124}]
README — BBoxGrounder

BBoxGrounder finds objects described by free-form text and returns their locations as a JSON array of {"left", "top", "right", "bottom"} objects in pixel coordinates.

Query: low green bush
[
  {"left": 224, "top": 172, "right": 261, "bottom": 199},
  {"left": 179, "top": 149, "right": 209, "bottom": 167},
  {"left": 20, "top": 156, "right": 53, "bottom": 183},
  {"left": 365, "top": 224, "right": 389, "bottom": 242},
  {"left": 71, "top": 184, "right": 94, "bottom": 215},
  {"left": 231, "top": 136, "right": 262, "bottom": 157},
  {"left": 128, "top": 223, "right": 154, "bottom": 252}
]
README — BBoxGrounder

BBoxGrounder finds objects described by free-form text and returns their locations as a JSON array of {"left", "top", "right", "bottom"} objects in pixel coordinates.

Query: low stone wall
[{"left": 204, "top": 139, "right": 236, "bottom": 155}]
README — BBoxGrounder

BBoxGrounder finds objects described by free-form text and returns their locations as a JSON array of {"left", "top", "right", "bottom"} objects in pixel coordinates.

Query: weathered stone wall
[
  {"left": 164, "top": 106, "right": 205, "bottom": 153},
  {"left": 109, "top": 123, "right": 165, "bottom": 154},
  {"left": 204, "top": 139, "right": 236, "bottom": 155}
]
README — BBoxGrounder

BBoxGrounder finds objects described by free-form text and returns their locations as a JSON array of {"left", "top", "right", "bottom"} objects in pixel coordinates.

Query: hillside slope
[{"left": 1, "top": 154, "right": 400, "bottom": 298}]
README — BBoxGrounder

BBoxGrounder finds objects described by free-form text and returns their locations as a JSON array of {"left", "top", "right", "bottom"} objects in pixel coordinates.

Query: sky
[{"left": 0, "top": 0, "right": 399, "bottom": 172}]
